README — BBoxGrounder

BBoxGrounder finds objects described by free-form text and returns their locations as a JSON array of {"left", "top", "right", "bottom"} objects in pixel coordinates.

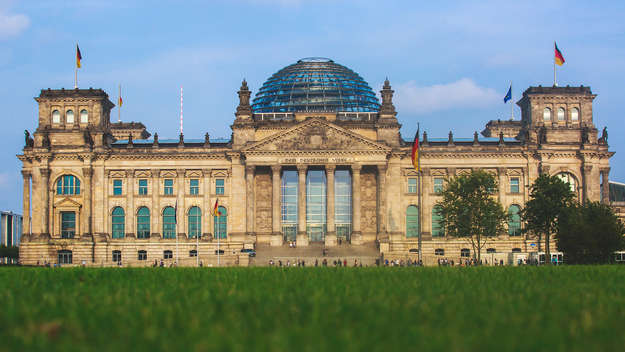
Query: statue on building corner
[
  {"left": 153, "top": 132, "right": 159, "bottom": 146},
  {"left": 24, "top": 130, "right": 34, "bottom": 147},
  {"left": 204, "top": 133, "right": 210, "bottom": 147},
  {"left": 599, "top": 127, "right": 608, "bottom": 144}
]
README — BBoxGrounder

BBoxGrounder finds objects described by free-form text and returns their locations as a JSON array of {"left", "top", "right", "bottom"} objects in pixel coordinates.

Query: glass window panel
[
  {"left": 61, "top": 211, "right": 75, "bottom": 239},
  {"left": 571, "top": 107, "right": 579, "bottom": 121},
  {"left": 214, "top": 206, "right": 227, "bottom": 239},
  {"left": 162, "top": 206, "right": 176, "bottom": 239},
  {"left": 307, "top": 170, "right": 326, "bottom": 242},
  {"left": 164, "top": 179, "right": 174, "bottom": 195},
  {"left": 432, "top": 206, "right": 444, "bottom": 237},
  {"left": 433, "top": 178, "right": 444, "bottom": 193},
  {"left": 138, "top": 179, "right": 148, "bottom": 195},
  {"left": 113, "top": 179, "right": 123, "bottom": 195},
  {"left": 508, "top": 205, "right": 522, "bottom": 236},
  {"left": 190, "top": 179, "right": 199, "bottom": 195},
  {"left": 52, "top": 110, "right": 61, "bottom": 123},
  {"left": 406, "top": 205, "right": 419, "bottom": 238},
  {"left": 408, "top": 178, "right": 417, "bottom": 193},
  {"left": 188, "top": 206, "right": 201, "bottom": 238},
  {"left": 558, "top": 108, "right": 565, "bottom": 121},
  {"left": 137, "top": 207, "right": 150, "bottom": 239},
  {"left": 66, "top": 110, "right": 74, "bottom": 124},
  {"left": 510, "top": 177, "right": 520, "bottom": 193},
  {"left": 216, "top": 178, "right": 225, "bottom": 195},
  {"left": 80, "top": 109, "right": 88, "bottom": 123},
  {"left": 112, "top": 207, "right": 125, "bottom": 239}
]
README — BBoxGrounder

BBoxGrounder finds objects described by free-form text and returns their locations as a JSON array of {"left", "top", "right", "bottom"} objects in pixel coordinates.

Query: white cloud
[
  {"left": 0, "top": 6, "right": 29, "bottom": 40},
  {"left": 393, "top": 78, "right": 500, "bottom": 114}
]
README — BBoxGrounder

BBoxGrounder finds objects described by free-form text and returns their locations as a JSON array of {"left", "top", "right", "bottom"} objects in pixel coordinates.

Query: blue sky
[{"left": 1, "top": 0, "right": 624, "bottom": 213}]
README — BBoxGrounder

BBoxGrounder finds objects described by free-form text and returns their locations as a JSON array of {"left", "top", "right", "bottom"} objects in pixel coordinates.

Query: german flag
[
  {"left": 213, "top": 199, "right": 221, "bottom": 216},
  {"left": 76, "top": 44, "right": 82, "bottom": 68},
  {"left": 411, "top": 126, "right": 419, "bottom": 171},
  {"left": 118, "top": 96, "right": 123, "bottom": 107},
  {"left": 554, "top": 42, "right": 565, "bottom": 66}
]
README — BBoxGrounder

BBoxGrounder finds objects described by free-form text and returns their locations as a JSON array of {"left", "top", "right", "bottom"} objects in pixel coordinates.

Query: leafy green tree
[
  {"left": 522, "top": 174, "right": 575, "bottom": 265},
  {"left": 557, "top": 202, "right": 625, "bottom": 264},
  {"left": 437, "top": 170, "right": 507, "bottom": 262}
]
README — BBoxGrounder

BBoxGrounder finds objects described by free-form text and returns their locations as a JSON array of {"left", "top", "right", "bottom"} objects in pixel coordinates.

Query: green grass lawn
[{"left": 1, "top": 266, "right": 624, "bottom": 352}]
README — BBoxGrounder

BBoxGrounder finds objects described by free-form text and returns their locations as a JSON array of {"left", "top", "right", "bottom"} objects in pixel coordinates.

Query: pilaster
[
  {"left": 325, "top": 165, "right": 336, "bottom": 247},
  {"left": 351, "top": 164, "right": 362, "bottom": 244},
  {"left": 246, "top": 165, "right": 255, "bottom": 234},
  {"left": 296, "top": 165, "right": 308, "bottom": 246},
  {"left": 39, "top": 168, "right": 50, "bottom": 235},
  {"left": 21, "top": 170, "right": 31, "bottom": 235}
]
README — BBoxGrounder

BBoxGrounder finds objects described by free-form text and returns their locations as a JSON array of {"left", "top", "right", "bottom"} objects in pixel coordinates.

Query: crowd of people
[{"left": 268, "top": 258, "right": 364, "bottom": 267}]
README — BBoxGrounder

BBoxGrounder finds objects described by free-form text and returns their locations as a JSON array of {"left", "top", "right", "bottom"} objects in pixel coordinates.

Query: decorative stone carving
[
  {"left": 274, "top": 124, "right": 356, "bottom": 150},
  {"left": 254, "top": 171, "right": 272, "bottom": 233},
  {"left": 360, "top": 170, "right": 377, "bottom": 234}
]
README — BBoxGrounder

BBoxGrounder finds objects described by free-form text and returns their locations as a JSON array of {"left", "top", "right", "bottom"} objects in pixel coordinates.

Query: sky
[{"left": 1, "top": 0, "right": 624, "bottom": 213}]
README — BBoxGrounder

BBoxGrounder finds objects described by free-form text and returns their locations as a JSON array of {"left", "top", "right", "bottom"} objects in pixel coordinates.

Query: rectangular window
[
  {"left": 215, "top": 179, "right": 225, "bottom": 195},
  {"left": 112, "top": 250, "right": 122, "bottom": 262},
  {"left": 190, "top": 179, "right": 199, "bottom": 195},
  {"left": 407, "top": 178, "right": 417, "bottom": 193},
  {"left": 113, "top": 179, "right": 123, "bottom": 195},
  {"left": 138, "top": 179, "right": 148, "bottom": 195},
  {"left": 164, "top": 179, "right": 174, "bottom": 195},
  {"left": 61, "top": 211, "right": 76, "bottom": 239},
  {"left": 433, "top": 177, "right": 444, "bottom": 193},
  {"left": 510, "top": 177, "right": 520, "bottom": 193},
  {"left": 138, "top": 250, "right": 147, "bottom": 261}
]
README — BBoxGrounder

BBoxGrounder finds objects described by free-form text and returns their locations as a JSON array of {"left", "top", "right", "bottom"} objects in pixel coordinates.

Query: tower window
[
  {"left": 66, "top": 110, "right": 74, "bottom": 124},
  {"left": 571, "top": 107, "right": 579, "bottom": 121},
  {"left": 557, "top": 108, "right": 565, "bottom": 121},
  {"left": 543, "top": 108, "right": 551, "bottom": 121},
  {"left": 80, "top": 109, "right": 88, "bottom": 123},
  {"left": 52, "top": 110, "right": 61, "bottom": 124}
]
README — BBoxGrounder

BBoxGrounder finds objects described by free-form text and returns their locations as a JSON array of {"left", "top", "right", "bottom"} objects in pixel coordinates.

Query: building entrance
[{"left": 306, "top": 170, "right": 326, "bottom": 242}]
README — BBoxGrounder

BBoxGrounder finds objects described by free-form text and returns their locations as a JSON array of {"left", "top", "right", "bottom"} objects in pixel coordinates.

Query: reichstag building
[{"left": 18, "top": 57, "right": 613, "bottom": 266}]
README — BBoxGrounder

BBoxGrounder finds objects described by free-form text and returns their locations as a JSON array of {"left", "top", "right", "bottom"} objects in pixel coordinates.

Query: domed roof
[{"left": 252, "top": 58, "right": 380, "bottom": 113}]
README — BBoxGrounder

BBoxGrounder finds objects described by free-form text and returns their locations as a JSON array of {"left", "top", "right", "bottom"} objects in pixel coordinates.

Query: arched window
[
  {"left": 214, "top": 206, "right": 227, "bottom": 239},
  {"left": 136, "top": 207, "right": 150, "bottom": 239},
  {"left": 557, "top": 107, "right": 565, "bottom": 121},
  {"left": 112, "top": 207, "right": 125, "bottom": 239},
  {"left": 508, "top": 205, "right": 522, "bottom": 236},
  {"left": 66, "top": 110, "right": 74, "bottom": 124},
  {"left": 432, "top": 205, "right": 444, "bottom": 237},
  {"left": 80, "top": 109, "right": 88, "bottom": 123},
  {"left": 56, "top": 175, "right": 81, "bottom": 195},
  {"left": 52, "top": 110, "right": 61, "bottom": 124},
  {"left": 461, "top": 248, "right": 471, "bottom": 257},
  {"left": 58, "top": 250, "right": 72, "bottom": 264},
  {"left": 188, "top": 206, "right": 201, "bottom": 238},
  {"left": 406, "top": 205, "right": 419, "bottom": 238},
  {"left": 556, "top": 172, "right": 577, "bottom": 194},
  {"left": 162, "top": 206, "right": 176, "bottom": 239},
  {"left": 543, "top": 107, "right": 551, "bottom": 121},
  {"left": 571, "top": 107, "right": 579, "bottom": 121}
]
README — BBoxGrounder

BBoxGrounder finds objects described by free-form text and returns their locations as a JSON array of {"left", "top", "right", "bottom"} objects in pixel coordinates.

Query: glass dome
[{"left": 252, "top": 58, "right": 380, "bottom": 113}]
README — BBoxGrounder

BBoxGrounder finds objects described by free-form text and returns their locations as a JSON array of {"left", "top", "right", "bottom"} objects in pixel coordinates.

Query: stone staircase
[{"left": 250, "top": 242, "right": 381, "bottom": 267}]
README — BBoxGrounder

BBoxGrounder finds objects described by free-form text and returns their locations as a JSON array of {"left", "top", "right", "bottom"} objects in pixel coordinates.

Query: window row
[
  {"left": 406, "top": 176, "right": 521, "bottom": 194},
  {"left": 51, "top": 109, "right": 89, "bottom": 124},
  {"left": 406, "top": 204, "right": 522, "bottom": 238},
  {"left": 112, "top": 178, "right": 225, "bottom": 196},
  {"left": 543, "top": 107, "right": 579, "bottom": 122},
  {"left": 111, "top": 206, "right": 228, "bottom": 239},
  {"left": 432, "top": 247, "right": 522, "bottom": 256},
  {"left": 58, "top": 206, "right": 228, "bottom": 240},
  {"left": 58, "top": 249, "right": 207, "bottom": 264}
]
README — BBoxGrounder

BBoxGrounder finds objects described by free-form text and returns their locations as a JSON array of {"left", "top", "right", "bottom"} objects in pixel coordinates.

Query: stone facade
[{"left": 17, "top": 82, "right": 614, "bottom": 266}]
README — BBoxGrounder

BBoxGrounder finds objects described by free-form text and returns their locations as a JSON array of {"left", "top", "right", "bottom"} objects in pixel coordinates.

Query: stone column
[
  {"left": 39, "top": 168, "right": 50, "bottom": 235},
  {"left": 126, "top": 169, "right": 134, "bottom": 237},
  {"left": 151, "top": 169, "right": 160, "bottom": 237},
  {"left": 246, "top": 165, "right": 255, "bottom": 234},
  {"left": 203, "top": 169, "right": 211, "bottom": 239},
  {"left": 377, "top": 165, "right": 387, "bottom": 238},
  {"left": 325, "top": 165, "right": 336, "bottom": 247},
  {"left": 351, "top": 164, "right": 362, "bottom": 244},
  {"left": 271, "top": 165, "right": 282, "bottom": 231},
  {"left": 177, "top": 169, "right": 185, "bottom": 238},
  {"left": 601, "top": 168, "right": 610, "bottom": 204},
  {"left": 497, "top": 167, "right": 507, "bottom": 204},
  {"left": 582, "top": 165, "right": 592, "bottom": 204},
  {"left": 296, "top": 165, "right": 308, "bottom": 246},
  {"left": 21, "top": 170, "right": 31, "bottom": 235},
  {"left": 82, "top": 167, "right": 93, "bottom": 235}
]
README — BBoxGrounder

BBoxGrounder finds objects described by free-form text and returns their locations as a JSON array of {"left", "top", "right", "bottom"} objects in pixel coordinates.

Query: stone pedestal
[
  {"left": 351, "top": 231, "right": 363, "bottom": 245},
  {"left": 270, "top": 233, "right": 283, "bottom": 247},
  {"left": 325, "top": 233, "right": 337, "bottom": 247},
  {"left": 296, "top": 233, "right": 309, "bottom": 247}
]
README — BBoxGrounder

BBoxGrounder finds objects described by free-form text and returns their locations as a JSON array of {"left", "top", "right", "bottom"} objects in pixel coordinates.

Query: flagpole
[
  {"left": 118, "top": 84, "right": 121, "bottom": 122},
  {"left": 217, "top": 213, "right": 220, "bottom": 267},
  {"left": 510, "top": 81, "right": 514, "bottom": 119},
  {"left": 196, "top": 218, "right": 199, "bottom": 267},
  {"left": 74, "top": 67, "right": 78, "bottom": 89},
  {"left": 553, "top": 42, "right": 557, "bottom": 87},
  {"left": 417, "top": 123, "right": 422, "bottom": 265}
]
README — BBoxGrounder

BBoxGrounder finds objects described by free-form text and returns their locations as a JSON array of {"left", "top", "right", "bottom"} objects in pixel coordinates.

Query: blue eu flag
[{"left": 503, "top": 86, "right": 512, "bottom": 103}]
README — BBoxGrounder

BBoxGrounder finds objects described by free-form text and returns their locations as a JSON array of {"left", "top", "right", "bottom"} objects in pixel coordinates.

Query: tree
[
  {"left": 557, "top": 201, "right": 625, "bottom": 264},
  {"left": 437, "top": 170, "right": 507, "bottom": 262},
  {"left": 522, "top": 174, "right": 575, "bottom": 265}
]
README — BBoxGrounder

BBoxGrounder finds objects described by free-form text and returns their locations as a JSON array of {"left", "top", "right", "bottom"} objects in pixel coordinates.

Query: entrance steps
[{"left": 251, "top": 242, "right": 380, "bottom": 267}]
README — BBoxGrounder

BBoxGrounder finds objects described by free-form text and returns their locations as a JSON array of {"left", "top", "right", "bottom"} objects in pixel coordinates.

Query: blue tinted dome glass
[{"left": 252, "top": 58, "right": 380, "bottom": 113}]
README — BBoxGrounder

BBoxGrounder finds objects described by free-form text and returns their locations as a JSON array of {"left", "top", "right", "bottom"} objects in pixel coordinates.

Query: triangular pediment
[
  {"left": 242, "top": 118, "right": 391, "bottom": 153},
  {"left": 54, "top": 197, "right": 82, "bottom": 208}
]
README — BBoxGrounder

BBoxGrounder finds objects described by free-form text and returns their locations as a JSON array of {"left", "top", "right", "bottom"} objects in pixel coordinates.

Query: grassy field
[{"left": 1, "top": 266, "right": 624, "bottom": 352}]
